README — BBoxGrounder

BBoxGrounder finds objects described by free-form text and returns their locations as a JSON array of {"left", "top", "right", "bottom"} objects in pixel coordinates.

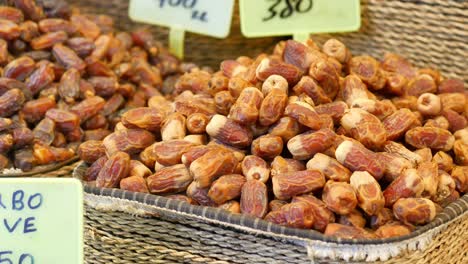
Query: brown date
[
  {"left": 208, "top": 174, "right": 246, "bottom": 205},
  {"left": 147, "top": 164, "right": 192, "bottom": 194},
  {"left": 272, "top": 170, "right": 325, "bottom": 200},
  {"left": 240, "top": 180, "right": 268, "bottom": 218}
]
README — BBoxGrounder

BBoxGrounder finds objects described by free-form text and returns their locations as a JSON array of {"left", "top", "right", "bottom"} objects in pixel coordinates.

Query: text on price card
[
  {"left": 240, "top": 0, "right": 361, "bottom": 38},
  {"left": 0, "top": 178, "right": 83, "bottom": 264}
]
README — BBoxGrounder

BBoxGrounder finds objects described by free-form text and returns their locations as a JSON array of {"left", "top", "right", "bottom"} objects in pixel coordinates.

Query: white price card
[
  {"left": 129, "top": 0, "right": 235, "bottom": 57},
  {"left": 0, "top": 178, "right": 83, "bottom": 264}
]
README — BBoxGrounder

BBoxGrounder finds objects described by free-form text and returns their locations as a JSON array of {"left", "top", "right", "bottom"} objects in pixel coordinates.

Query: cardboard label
[
  {"left": 239, "top": 0, "right": 361, "bottom": 38},
  {"left": 128, "top": 0, "right": 235, "bottom": 38},
  {"left": 0, "top": 178, "right": 83, "bottom": 264}
]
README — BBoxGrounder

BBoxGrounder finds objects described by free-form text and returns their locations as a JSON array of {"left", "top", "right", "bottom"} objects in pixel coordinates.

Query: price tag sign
[
  {"left": 129, "top": 0, "right": 235, "bottom": 58},
  {"left": 0, "top": 178, "right": 83, "bottom": 264},
  {"left": 239, "top": 0, "right": 360, "bottom": 41}
]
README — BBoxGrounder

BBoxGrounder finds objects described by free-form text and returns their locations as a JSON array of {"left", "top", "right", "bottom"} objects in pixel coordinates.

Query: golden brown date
[
  {"left": 147, "top": 164, "right": 193, "bottom": 194},
  {"left": 77, "top": 140, "right": 105, "bottom": 164},
  {"left": 96, "top": 151, "right": 130, "bottom": 188},
  {"left": 350, "top": 171, "right": 385, "bottom": 215},
  {"left": 288, "top": 129, "right": 336, "bottom": 160},
  {"left": 206, "top": 114, "right": 252, "bottom": 148},
  {"left": 324, "top": 223, "right": 377, "bottom": 239},
  {"left": 153, "top": 140, "right": 196, "bottom": 166},
  {"left": 272, "top": 170, "right": 325, "bottom": 200},
  {"left": 340, "top": 108, "right": 387, "bottom": 149},
  {"left": 393, "top": 198, "right": 436, "bottom": 225},
  {"left": 251, "top": 134, "right": 283, "bottom": 160},
  {"left": 338, "top": 210, "right": 366, "bottom": 228},
  {"left": 306, "top": 153, "right": 351, "bottom": 182},
  {"left": 103, "top": 129, "right": 155, "bottom": 156},
  {"left": 383, "top": 168, "right": 424, "bottom": 207},
  {"left": 190, "top": 148, "right": 238, "bottom": 188},
  {"left": 120, "top": 176, "right": 149, "bottom": 193},
  {"left": 292, "top": 194, "right": 335, "bottom": 232},
  {"left": 375, "top": 222, "right": 412, "bottom": 238},
  {"left": 405, "top": 127, "right": 454, "bottom": 151},
  {"left": 240, "top": 180, "right": 268, "bottom": 218},
  {"left": 208, "top": 174, "right": 246, "bottom": 205},
  {"left": 241, "top": 155, "right": 270, "bottom": 183},
  {"left": 322, "top": 181, "right": 357, "bottom": 215},
  {"left": 335, "top": 140, "right": 384, "bottom": 180},
  {"left": 268, "top": 116, "right": 301, "bottom": 142}
]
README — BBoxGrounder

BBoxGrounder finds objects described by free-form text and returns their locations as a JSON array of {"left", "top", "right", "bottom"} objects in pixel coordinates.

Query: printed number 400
[{"left": 263, "top": 0, "right": 313, "bottom": 21}]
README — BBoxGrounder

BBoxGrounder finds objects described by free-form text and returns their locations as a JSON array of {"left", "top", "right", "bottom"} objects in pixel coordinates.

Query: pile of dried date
[
  {"left": 0, "top": 0, "right": 185, "bottom": 172},
  {"left": 78, "top": 35, "right": 468, "bottom": 239}
]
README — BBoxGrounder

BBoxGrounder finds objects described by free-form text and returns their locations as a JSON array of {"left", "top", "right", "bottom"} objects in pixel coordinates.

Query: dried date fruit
[
  {"left": 383, "top": 168, "right": 424, "bottom": 207},
  {"left": 218, "top": 200, "right": 241, "bottom": 214},
  {"left": 251, "top": 134, "right": 283, "bottom": 160},
  {"left": 52, "top": 43, "right": 86, "bottom": 71},
  {"left": 241, "top": 155, "right": 270, "bottom": 183},
  {"left": 306, "top": 153, "right": 351, "bottom": 182},
  {"left": 206, "top": 114, "right": 252, "bottom": 148},
  {"left": 335, "top": 140, "right": 384, "bottom": 180},
  {"left": 270, "top": 156, "right": 305, "bottom": 176},
  {"left": 288, "top": 129, "right": 336, "bottom": 160},
  {"left": 338, "top": 210, "right": 366, "bottom": 228},
  {"left": 350, "top": 171, "right": 385, "bottom": 215},
  {"left": 393, "top": 198, "right": 436, "bottom": 225},
  {"left": 103, "top": 129, "right": 155, "bottom": 156},
  {"left": 453, "top": 140, "right": 468, "bottom": 165},
  {"left": 272, "top": 170, "right": 325, "bottom": 200},
  {"left": 285, "top": 101, "right": 322, "bottom": 130},
  {"left": 370, "top": 208, "right": 395, "bottom": 229},
  {"left": 4, "top": 56, "right": 35, "bottom": 81},
  {"left": 405, "top": 127, "right": 454, "bottom": 151},
  {"left": 121, "top": 107, "right": 165, "bottom": 132},
  {"left": 383, "top": 109, "right": 419, "bottom": 141},
  {"left": 21, "top": 96, "right": 56, "bottom": 123},
  {"left": 322, "top": 181, "right": 357, "bottom": 215},
  {"left": 375, "top": 222, "right": 412, "bottom": 238},
  {"left": 240, "top": 180, "right": 268, "bottom": 218},
  {"left": 340, "top": 108, "right": 387, "bottom": 149},
  {"left": 12, "top": 126, "right": 33, "bottom": 148},
  {"left": 451, "top": 166, "right": 467, "bottom": 193},
  {"left": 268, "top": 116, "right": 301, "bottom": 142},
  {"left": 77, "top": 140, "right": 105, "bottom": 164},
  {"left": 208, "top": 174, "right": 246, "bottom": 205},
  {"left": 58, "top": 68, "right": 80, "bottom": 103},
  {"left": 293, "top": 195, "right": 335, "bottom": 232},
  {"left": 120, "top": 176, "right": 149, "bottom": 193},
  {"left": 153, "top": 140, "right": 196, "bottom": 166},
  {"left": 147, "top": 164, "right": 193, "bottom": 194},
  {"left": 0, "top": 89, "right": 25, "bottom": 117},
  {"left": 324, "top": 223, "right": 376, "bottom": 239},
  {"left": 186, "top": 181, "right": 216, "bottom": 206},
  {"left": 30, "top": 31, "right": 67, "bottom": 50},
  {"left": 190, "top": 148, "right": 238, "bottom": 187},
  {"left": 96, "top": 151, "right": 130, "bottom": 188}
]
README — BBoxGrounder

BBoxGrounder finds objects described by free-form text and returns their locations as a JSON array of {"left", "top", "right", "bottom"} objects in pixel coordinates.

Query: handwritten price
[
  {"left": 263, "top": 0, "right": 313, "bottom": 21},
  {"left": 156, "top": 0, "right": 208, "bottom": 22},
  {"left": 0, "top": 251, "right": 34, "bottom": 264}
]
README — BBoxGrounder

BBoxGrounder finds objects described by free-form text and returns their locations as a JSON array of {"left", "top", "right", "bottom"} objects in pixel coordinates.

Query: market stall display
[{"left": 0, "top": 0, "right": 466, "bottom": 263}]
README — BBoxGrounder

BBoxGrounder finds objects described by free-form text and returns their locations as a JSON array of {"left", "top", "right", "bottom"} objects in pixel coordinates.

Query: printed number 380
[{"left": 263, "top": 0, "right": 313, "bottom": 21}]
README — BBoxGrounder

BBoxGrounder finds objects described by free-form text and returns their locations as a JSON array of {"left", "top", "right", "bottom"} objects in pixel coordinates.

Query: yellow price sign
[
  {"left": 239, "top": 0, "right": 360, "bottom": 41},
  {"left": 0, "top": 178, "right": 83, "bottom": 264},
  {"left": 129, "top": 0, "right": 235, "bottom": 58}
]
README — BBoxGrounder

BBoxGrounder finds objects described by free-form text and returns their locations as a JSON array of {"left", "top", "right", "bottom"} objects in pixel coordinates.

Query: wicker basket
[
  {"left": 69, "top": 0, "right": 468, "bottom": 263},
  {"left": 74, "top": 162, "right": 468, "bottom": 264}
]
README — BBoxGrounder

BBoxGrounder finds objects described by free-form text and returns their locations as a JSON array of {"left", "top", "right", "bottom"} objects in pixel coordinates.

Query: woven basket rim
[
  {"left": 0, "top": 156, "right": 79, "bottom": 177},
  {"left": 74, "top": 161, "right": 468, "bottom": 246}
]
